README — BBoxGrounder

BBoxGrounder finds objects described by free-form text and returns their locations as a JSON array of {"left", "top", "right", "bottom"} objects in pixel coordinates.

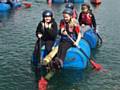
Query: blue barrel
[
  {"left": 74, "top": 0, "right": 84, "bottom": 3},
  {"left": 0, "top": 3, "right": 11, "bottom": 12},
  {"left": 63, "top": 39, "right": 91, "bottom": 69},
  {"left": 52, "top": 0, "right": 84, "bottom": 3},
  {"left": 52, "top": 0, "right": 65, "bottom": 3},
  {"left": 32, "top": 39, "right": 91, "bottom": 69},
  {"left": 84, "top": 28, "right": 98, "bottom": 48}
]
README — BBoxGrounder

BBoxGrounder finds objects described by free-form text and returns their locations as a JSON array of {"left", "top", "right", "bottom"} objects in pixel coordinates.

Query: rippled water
[{"left": 0, "top": 0, "right": 120, "bottom": 90}]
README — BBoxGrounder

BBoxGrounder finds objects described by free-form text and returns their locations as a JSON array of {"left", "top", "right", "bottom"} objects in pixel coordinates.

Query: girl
[{"left": 34, "top": 10, "right": 58, "bottom": 65}]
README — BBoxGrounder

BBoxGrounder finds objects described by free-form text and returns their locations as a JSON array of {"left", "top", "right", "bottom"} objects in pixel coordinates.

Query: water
[{"left": 0, "top": 0, "right": 120, "bottom": 90}]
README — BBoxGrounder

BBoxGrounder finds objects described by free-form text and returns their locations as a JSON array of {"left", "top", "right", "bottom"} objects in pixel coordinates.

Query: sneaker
[{"left": 52, "top": 57, "right": 63, "bottom": 69}]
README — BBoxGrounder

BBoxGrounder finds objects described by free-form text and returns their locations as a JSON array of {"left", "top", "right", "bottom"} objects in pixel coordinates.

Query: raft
[
  {"left": 32, "top": 39, "right": 91, "bottom": 69},
  {"left": 90, "top": 0, "right": 101, "bottom": 4},
  {"left": 84, "top": 28, "right": 98, "bottom": 48},
  {"left": 0, "top": 3, "right": 11, "bottom": 12},
  {"left": 51, "top": 0, "right": 84, "bottom": 3},
  {"left": 32, "top": 28, "right": 99, "bottom": 69}
]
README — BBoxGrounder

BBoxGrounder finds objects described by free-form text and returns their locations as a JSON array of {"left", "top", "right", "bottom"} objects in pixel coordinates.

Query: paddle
[
  {"left": 66, "top": 33, "right": 103, "bottom": 71},
  {"left": 38, "top": 76, "right": 48, "bottom": 90},
  {"left": 37, "top": 38, "right": 48, "bottom": 90},
  {"left": 95, "top": 31, "right": 103, "bottom": 47}
]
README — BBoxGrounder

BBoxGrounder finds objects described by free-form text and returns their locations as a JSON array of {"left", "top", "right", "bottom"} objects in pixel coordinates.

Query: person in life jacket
[
  {"left": 65, "top": 3, "right": 78, "bottom": 19},
  {"left": 35, "top": 10, "right": 58, "bottom": 61},
  {"left": 53, "top": 8, "right": 81, "bottom": 69},
  {"left": 78, "top": 3, "right": 96, "bottom": 32}
]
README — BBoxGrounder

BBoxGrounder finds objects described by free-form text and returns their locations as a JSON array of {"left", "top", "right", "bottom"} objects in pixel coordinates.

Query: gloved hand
[
  {"left": 94, "top": 27, "right": 99, "bottom": 33},
  {"left": 96, "top": 29, "right": 99, "bottom": 33},
  {"left": 38, "top": 33, "right": 42, "bottom": 38},
  {"left": 81, "top": 24, "right": 85, "bottom": 28},
  {"left": 94, "top": 28, "right": 99, "bottom": 33},
  {"left": 73, "top": 41, "right": 79, "bottom": 46},
  {"left": 61, "top": 30, "right": 67, "bottom": 35}
]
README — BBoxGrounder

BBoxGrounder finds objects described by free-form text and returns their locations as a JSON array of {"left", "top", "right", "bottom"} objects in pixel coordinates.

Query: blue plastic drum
[
  {"left": 74, "top": 0, "right": 84, "bottom": 3},
  {"left": 52, "top": 0, "right": 65, "bottom": 3},
  {"left": 64, "top": 39, "right": 91, "bottom": 69},
  {"left": 0, "top": 3, "right": 11, "bottom": 12},
  {"left": 84, "top": 28, "right": 98, "bottom": 48},
  {"left": 52, "top": 0, "right": 84, "bottom": 3}
]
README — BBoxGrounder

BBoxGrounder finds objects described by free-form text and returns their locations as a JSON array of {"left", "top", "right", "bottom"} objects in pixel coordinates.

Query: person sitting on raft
[
  {"left": 78, "top": 3, "right": 96, "bottom": 32},
  {"left": 65, "top": 3, "right": 78, "bottom": 19},
  {"left": 34, "top": 10, "right": 58, "bottom": 63},
  {"left": 53, "top": 8, "right": 81, "bottom": 69}
]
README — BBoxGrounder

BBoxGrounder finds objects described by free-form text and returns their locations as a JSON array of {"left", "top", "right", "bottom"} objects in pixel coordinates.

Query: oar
[
  {"left": 38, "top": 76, "right": 48, "bottom": 90},
  {"left": 37, "top": 38, "right": 48, "bottom": 90},
  {"left": 66, "top": 34, "right": 103, "bottom": 71},
  {"left": 38, "top": 71, "right": 55, "bottom": 90},
  {"left": 38, "top": 35, "right": 61, "bottom": 90},
  {"left": 95, "top": 32, "right": 103, "bottom": 47},
  {"left": 94, "top": 26, "right": 103, "bottom": 47},
  {"left": 43, "top": 35, "right": 61, "bottom": 65}
]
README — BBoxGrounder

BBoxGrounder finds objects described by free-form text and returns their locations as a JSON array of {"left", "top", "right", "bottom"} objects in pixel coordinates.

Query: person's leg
[
  {"left": 50, "top": 41, "right": 72, "bottom": 69},
  {"left": 45, "top": 40, "right": 54, "bottom": 55},
  {"left": 57, "top": 41, "right": 72, "bottom": 61}
]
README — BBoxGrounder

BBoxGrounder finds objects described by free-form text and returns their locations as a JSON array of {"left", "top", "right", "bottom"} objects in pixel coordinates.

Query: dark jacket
[{"left": 36, "top": 19, "right": 58, "bottom": 41}]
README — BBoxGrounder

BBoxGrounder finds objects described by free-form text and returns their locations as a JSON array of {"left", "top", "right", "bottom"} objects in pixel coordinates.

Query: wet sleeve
[{"left": 36, "top": 22, "right": 43, "bottom": 37}]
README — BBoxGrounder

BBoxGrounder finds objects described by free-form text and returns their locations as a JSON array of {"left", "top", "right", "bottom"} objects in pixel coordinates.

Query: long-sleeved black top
[{"left": 36, "top": 19, "right": 58, "bottom": 41}]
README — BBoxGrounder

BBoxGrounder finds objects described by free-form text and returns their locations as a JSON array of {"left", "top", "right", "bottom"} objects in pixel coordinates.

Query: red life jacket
[
  {"left": 73, "top": 9, "right": 77, "bottom": 19},
  {"left": 60, "top": 19, "right": 79, "bottom": 41},
  {"left": 81, "top": 12, "right": 92, "bottom": 26}
]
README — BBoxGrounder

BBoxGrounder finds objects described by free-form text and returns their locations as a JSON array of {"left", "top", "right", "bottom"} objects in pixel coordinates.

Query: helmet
[
  {"left": 81, "top": 3, "right": 90, "bottom": 10},
  {"left": 65, "top": 3, "right": 74, "bottom": 10},
  {"left": 42, "top": 10, "right": 53, "bottom": 18},
  {"left": 63, "top": 8, "right": 73, "bottom": 16}
]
